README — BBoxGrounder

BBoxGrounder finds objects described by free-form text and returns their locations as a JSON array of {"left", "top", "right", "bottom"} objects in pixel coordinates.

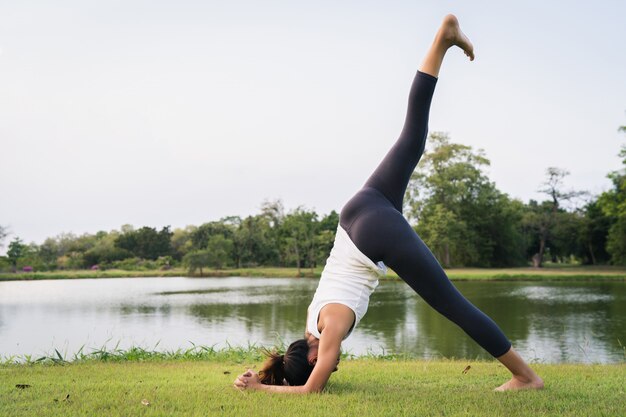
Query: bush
[
  {"left": 0, "top": 256, "right": 11, "bottom": 272},
  {"left": 109, "top": 257, "right": 157, "bottom": 271},
  {"left": 57, "top": 252, "right": 87, "bottom": 269}
]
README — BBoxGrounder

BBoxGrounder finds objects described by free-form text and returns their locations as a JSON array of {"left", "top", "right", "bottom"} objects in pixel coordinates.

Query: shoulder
[{"left": 318, "top": 303, "right": 355, "bottom": 335}]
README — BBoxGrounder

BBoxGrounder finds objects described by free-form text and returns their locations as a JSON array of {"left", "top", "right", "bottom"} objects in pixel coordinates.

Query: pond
[{"left": 0, "top": 277, "right": 624, "bottom": 363}]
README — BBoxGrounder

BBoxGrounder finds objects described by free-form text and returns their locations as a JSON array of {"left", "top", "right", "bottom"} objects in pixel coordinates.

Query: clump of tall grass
[
  {"left": 1, "top": 341, "right": 436, "bottom": 366},
  {"left": 0, "top": 341, "right": 270, "bottom": 366}
]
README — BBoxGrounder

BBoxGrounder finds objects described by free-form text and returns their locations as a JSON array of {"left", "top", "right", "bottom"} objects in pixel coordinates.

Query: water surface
[{"left": 0, "top": 277, "right": 624, "bottom": 363}]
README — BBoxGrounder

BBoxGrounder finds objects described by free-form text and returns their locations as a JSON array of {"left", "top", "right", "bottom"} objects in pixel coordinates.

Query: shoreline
[{"left": 1, "top": 266, "right": 625, "bottom": 282}]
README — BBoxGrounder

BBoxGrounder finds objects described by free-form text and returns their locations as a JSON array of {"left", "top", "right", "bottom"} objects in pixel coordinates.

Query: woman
[{"left": 234, "top": 14, "right": 544, "bottom": 393}]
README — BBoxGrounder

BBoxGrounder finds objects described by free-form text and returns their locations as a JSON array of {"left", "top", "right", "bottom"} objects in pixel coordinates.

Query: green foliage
[
  {"left": 577, "top": 200, "right": 611, "bottom": 264},
  {"left": 81, "top": 232, "right": 132, "bottom": 267},
  {"left": 316, "top": 210, "right": 339, "bottom": 264},
  {"left": 170, "top": 226, "right": 196, "bottom": 261},
  {"left": 0, "top": 256, "right": 10, "bottom": 272},
  {"left": 524, "top": 168, "right": 587, "bottom": 267},
  {"left": 407, "top": 133, "right": 524, "bottom": 267},
  {"left": 183, "top": 235, "right": 235, "bottom": 275},
  {"left": 595, "top": 135, "right": 626, "bottom": 264},
  {"left": 6, "top": 237, "right": 28, "bottom": 269},
  {"left": 115, "top": 226, "right": 173, "bottom": 260},
  {"left": 281, "top": 207, "right": 320, "bottom": 273},
  {"left": 109, "top": 257, "right": 158, "bottom": 271},
  {"left": 183, "top": 250, "right": 211, "bottom": 276},
  {"left": 205, "top": 234, "right": 234, "bottom": 269},
  {"left": 233, "top": 215, "right": 275, "bottom": 267},
  {"left": 57, "top": 252, "right": 86, "bottom": 269},
  {"left": 190, "top": 221, "right": 234, "bottom": 250}
]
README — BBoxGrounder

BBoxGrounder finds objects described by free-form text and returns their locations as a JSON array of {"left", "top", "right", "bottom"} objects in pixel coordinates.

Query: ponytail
[
  {"left": 258, "top": 339, "right": 314, "bottom": 386},
  {"left": 258, "top": 350, "right": 286, "bottom": 385}
]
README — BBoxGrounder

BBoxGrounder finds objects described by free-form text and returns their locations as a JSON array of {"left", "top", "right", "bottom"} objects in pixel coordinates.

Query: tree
[
  {"left": 597, "top": 142, "right": 626, "bottom": 264},
  {"left": 577, "top": 200, "right": 611, "bottom": 264},
  {"left": 406, "top": 132, "right": 525, "bottom": 267},
  {"left": 259, "top": 199, "right": 285, "bottom": 265},
  {"left": 234, "top": 215, "right": 274, "bottom": 267},
  {"left": 38, "top": 237, "right": 61, "bottom": 269},
  {"left": 115, "top": 226, "right": 173, "bottom": 260},
  {"left": 315, "top": 211, "right": 339, "bottom": 265},
  {"left": 171, "top": 226, "right": 197, "bottom": 261},
  {"left": 83, "top": 241, "right": 131, "bottom": 267},
  {"left": 205, "top": 234, "right": 234, "bottom": 269},
  {"left": 260, "top": 199, "right": 285, "bottom": 228},
  {"left": 183, "top": 235, "right": 234, "bottom": 275},
  {"left": 183, "top": 250, "right": 212, "bottom": 277},
  {"left": 524, "top": 168, "right": 585, "bottom": 267},
  {"left": 191, "top": 221, "right": 235, "bottom": 250},
  {"left": 417, "top": 204, "right": 471, "bottom": 266},
  {"left": 281, "top": 207, "right": 319, "bottom": 274},
  {"left": 7, "top": 238, "right": 28, "bottom": 271}
]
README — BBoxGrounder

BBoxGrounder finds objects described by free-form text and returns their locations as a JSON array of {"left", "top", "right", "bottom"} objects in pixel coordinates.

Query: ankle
[
  {"left": 513, "top": 371, "right": 540, "bottom": 383},
  {"left": 434, "top": 31, "right": 454, "bottom": 50},
  {"left": 513, "top": 374, "right": 532, "bottom": 383}
]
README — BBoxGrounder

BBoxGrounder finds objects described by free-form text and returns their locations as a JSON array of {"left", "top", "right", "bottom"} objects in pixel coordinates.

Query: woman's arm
[
  {"left": 300, "top": 323, "right": 343, "bottom": 392},
  {"left": 233, "top": 329, "right": 342, "bottom": 394},
  {"left": 234, "top": 303, "right": 353, "bottom": 394},
  {"left": 235, "top": 328, "right": 343, "bottom": 394},
  {"left": 233, "top": 369, "right": 309, "bottom": 394}
]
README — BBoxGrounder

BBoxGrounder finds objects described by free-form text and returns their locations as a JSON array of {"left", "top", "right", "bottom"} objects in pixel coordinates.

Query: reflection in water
[
  {"left": 509, "top": 286, "right": 614, "bottom": 303},
  {"left": 0, "top": 277, "right": 623, "bottom": 363}
]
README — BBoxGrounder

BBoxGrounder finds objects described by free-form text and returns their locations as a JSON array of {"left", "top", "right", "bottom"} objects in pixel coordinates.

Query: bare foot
[
  {"left": 495, "top": 375, "right": 545, "bottom": 392},
  {"left": 437, "top": 14, "right": 474, "bottom": 61}
]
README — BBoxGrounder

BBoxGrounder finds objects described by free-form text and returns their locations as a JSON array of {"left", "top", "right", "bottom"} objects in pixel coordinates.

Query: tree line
[{"left": 1, "top": 129, "right": 625, "bottom": 273}]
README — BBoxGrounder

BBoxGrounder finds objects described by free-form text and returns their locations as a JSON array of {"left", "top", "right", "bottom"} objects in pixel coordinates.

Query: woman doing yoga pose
[{"left": 233, "top": 14, "right": 544, "bottom": 393}]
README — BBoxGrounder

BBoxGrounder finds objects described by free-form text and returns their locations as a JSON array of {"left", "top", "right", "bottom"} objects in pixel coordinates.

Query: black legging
[{"left": 339, "top": 71, "right": 511, "bottom": 358}]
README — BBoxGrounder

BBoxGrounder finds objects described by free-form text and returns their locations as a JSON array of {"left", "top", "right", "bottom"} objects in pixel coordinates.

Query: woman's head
[{"left": 258, "top": 339, "right": 314, "bottom": 386}]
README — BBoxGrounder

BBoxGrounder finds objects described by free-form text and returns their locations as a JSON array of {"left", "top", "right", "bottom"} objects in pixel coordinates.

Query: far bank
[{"left": 1, "top": 265, "right": 625, "bottom": 282}]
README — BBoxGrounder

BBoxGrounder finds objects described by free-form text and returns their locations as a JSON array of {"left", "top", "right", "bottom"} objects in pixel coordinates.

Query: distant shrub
[
  {"left": 0, "top": 257, "right": 12, "bottom": 272},
  {"left": 57, "top": 252, "right": 86, "bottom": 269},
  {"left": 110, "top": 257, "right": 157, "bottom": 271},
  {"left": 156, "top": 256, "right": 173, "bottom": 269}
]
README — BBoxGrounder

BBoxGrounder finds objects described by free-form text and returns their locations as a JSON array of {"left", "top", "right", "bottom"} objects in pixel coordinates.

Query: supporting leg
[
  {"left": 350, "top": 206, "right": 543, "bottom": 391},
  {"left": 346, "top": 15, "right": 542, "bottom": 391},
  {"left": 495, "top": 348, "right": 544, "bottom": 391}
]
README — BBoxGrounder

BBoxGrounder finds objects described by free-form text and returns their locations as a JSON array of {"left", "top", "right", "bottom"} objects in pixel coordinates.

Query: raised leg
[{"left": 360, "top": 14, "right": 474, "bottom": 213}]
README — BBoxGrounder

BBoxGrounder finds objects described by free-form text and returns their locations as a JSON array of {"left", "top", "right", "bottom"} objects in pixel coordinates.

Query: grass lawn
[
  {"left": 1, "top": 359, "right": 624, "bottom": 417},
  {"left": 1, "top": 265, "right": 625, "bottom": 282}
]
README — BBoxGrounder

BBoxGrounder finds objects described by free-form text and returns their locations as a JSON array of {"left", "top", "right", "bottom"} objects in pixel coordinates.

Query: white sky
[{"left": 1, "top": 0, "right": 625, "bottom": 248}]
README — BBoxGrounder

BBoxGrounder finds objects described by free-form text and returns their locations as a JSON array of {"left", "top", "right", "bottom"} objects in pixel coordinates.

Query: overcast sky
[{"left": 1, "top": 0, "right": 625, "bottom": 249}]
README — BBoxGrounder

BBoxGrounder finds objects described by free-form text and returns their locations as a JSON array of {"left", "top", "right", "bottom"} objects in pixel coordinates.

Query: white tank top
[{"left": 307, "top": 225, "right": 387, "bottom": 340}]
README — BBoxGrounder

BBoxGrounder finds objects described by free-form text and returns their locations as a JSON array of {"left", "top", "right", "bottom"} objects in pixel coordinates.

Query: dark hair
[{"left": 258, "top": 339, "right": 314, "bottom": 386}]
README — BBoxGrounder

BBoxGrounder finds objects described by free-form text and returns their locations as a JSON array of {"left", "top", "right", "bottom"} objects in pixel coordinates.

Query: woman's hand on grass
[{"left": 233, "top": 369, "right": 261, "bottom": 390}]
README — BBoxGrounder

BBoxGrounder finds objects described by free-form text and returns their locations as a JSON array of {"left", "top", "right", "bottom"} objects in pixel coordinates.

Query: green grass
[
  {"left": 1, "top": 358, "right": 624, "bottom": 417},
  {"left": 0, "top": 268, "right": 186, "bottom": 281},
  {"left": 1, "top": 265, "right": 625, "bottom": 282},
  {"left": 1, "top": 344, "right": 268, "bottom": 366},
  {"left": 442, "top": 266, "right": 626, "bottom": 281}
]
